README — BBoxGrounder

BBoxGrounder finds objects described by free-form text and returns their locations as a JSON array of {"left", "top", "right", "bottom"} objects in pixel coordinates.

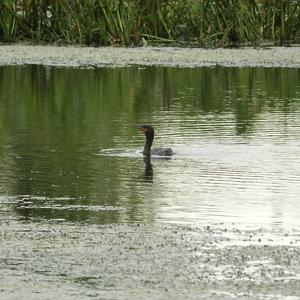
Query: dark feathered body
[
  {"left": 151, "top": 147, "right": 173, "bottom": 156},
  {"left": 138, "top": 125, "right": 173, "bottom": 157}
]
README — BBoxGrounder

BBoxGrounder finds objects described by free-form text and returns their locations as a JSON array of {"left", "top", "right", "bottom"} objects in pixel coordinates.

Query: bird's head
[{"left": 138, "top": 125, "right": 154, "bottom": 136}]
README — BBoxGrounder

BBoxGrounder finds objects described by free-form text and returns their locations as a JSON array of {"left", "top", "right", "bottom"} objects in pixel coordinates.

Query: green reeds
[{"left": 0, "top": 0, "right": 299, "bottom": 46}]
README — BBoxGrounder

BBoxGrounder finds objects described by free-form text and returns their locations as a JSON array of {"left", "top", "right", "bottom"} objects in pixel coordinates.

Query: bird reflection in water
[{"left": 143, "top": 155, "right": 153, "bottom": 180}]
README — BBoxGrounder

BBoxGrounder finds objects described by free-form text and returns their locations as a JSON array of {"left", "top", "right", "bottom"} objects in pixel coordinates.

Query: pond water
[
  {"left": 1, "top": 65, "right": 300, "bottom": 299},
  {"left": 0, "top": 65, "right": 300, "bottom": 229}
]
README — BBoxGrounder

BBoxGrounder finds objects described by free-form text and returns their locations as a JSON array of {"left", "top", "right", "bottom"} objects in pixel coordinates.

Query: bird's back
[{"left": 151, "top": 147, "right": 173, "bottom": 156}]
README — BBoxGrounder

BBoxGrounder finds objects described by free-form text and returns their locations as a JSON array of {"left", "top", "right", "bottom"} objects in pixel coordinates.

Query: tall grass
[{"left": 0, "top": 0, "right": 299, "bottom": 47}]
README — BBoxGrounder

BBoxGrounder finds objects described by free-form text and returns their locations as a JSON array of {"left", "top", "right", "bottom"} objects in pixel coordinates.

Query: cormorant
[{"left": 138, "top": 125, "right": 173, "bottom": 156}]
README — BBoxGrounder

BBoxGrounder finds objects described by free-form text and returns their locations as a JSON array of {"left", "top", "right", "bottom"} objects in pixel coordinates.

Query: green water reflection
[{"left": 0, "top": 65, "right": 299, "bottom": 224}]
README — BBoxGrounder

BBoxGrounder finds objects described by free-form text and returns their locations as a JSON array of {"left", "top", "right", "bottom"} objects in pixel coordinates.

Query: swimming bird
[{"left": 138, "top": 125, "right": 173, "bottom": 156}]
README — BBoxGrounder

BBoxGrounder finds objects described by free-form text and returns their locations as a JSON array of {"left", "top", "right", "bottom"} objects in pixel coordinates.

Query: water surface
[
  {"left": 1, "top": 65, "right": 300, "bottom": 299},
  {"left": 0, "top": 65, "right": 300, "bottom": 228}
]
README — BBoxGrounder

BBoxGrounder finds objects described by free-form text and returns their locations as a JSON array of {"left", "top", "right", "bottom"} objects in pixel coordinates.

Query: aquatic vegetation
[{"left": 0, "top": 0, "right": 299, "bottom": 46}]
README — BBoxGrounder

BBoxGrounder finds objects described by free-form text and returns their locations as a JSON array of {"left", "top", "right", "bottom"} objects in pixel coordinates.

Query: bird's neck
[{"left": 143, "top": 132, "right": 154, "bottom": 156}]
